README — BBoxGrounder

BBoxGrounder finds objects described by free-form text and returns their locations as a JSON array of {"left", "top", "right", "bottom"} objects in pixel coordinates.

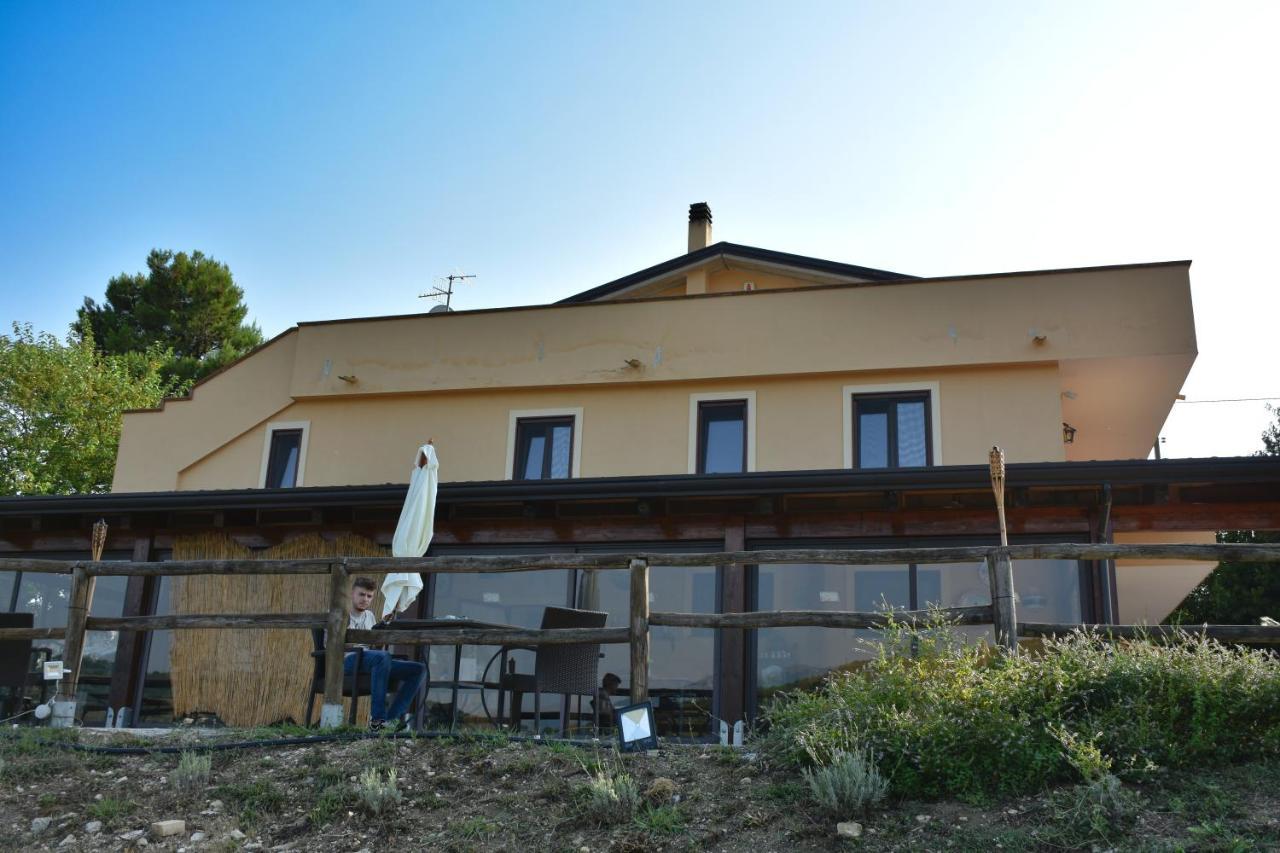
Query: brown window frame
[
  {"left": 512, "top": 416, "right": 576, "bottom": 480},
  {"left": 850, "top": 392, "right": 933, "bottom": 469},
  {"left": 696, "top": 399, "right": 749, "bottom": 474}
]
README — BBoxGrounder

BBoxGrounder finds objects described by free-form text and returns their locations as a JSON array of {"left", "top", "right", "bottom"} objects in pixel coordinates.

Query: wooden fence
[{"left": 2, "top": 542, "right": 1279, "bottom": 728}]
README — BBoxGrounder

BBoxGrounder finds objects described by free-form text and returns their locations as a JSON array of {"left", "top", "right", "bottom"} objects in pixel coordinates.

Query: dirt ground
[{"left": 1, "top": 728, "right": 1278, "bottom": 852}]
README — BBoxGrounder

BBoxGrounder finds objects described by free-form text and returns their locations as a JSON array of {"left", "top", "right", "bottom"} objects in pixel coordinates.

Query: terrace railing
[{"left": 1, "top": 542, "right": 1279, "bottom": 728}]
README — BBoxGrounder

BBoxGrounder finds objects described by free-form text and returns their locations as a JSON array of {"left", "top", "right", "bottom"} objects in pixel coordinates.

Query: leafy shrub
[
  {"left": 759, "top": 614, "right": 1280, "bottom": 801},
  {"left": 355, "top": 767, "right": 402, "bottom": 815},
  {"left": 172, "top": 750, "right": 211, "bottom": 800},
  {"left": 802, "top": 747, "right": 889, "bottom": 817},
  {"left": 578, "top": 758, "right": 640, "bottom": 825}
]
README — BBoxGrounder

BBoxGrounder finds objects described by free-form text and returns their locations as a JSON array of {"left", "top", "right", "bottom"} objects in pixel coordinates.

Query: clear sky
[{"left": 2, "top": 2, "right": 1277, "bottom": 458}]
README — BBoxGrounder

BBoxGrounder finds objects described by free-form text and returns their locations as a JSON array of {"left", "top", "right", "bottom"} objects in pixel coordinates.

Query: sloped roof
[{"left": 557, "top": 241, "right": 915, "bottom": 303}]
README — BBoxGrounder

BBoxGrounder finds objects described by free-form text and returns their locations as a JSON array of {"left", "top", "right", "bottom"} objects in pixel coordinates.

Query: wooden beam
[
  {"left": 348, "top": 626, "right": 631, "bottom": 646},
  {"left": 60, "top": 565, "right": 93, "bottom": 706},
  {"left": 651, "top": 605, "right": 993, "bottom": 630},
  {"left": 319, "top": 561, "right": 348, "bottom": 728},
  {"left": 718, "top": 518, "right": 747, "bottom": 727},
  {"left": 629, "top": 558, "right": 650, "bottom": 704},
  {"left": 987, "top": 552, "right": 1018, "bottom": 653},
  {"left": 86, "top": 613, "right": 329, "bottom": 631},
  {"left": 0, "top": 627, "right": 67, "bottom": 640},
  {"left": 106, "top": 537, "right": 152, "bottom": 716}
]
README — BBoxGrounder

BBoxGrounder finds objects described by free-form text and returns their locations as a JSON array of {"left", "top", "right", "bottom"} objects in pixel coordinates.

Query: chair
[
  {"left": 499, "top": 606, "right": 608, "bottom": 737},
  {"left": 0, "top": 613, "right": 35, "bottom": 720},
  {"left": 304, "top": 628, "right": 372, "bottom": 727}
]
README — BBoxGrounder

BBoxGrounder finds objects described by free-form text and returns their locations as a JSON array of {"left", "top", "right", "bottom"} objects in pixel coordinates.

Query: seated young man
[{"left": 347, "top": 576, "right": 427, "bottom": 732}]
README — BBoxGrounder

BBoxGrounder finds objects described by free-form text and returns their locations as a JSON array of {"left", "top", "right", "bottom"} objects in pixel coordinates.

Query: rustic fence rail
[{"left": 2, "top": 542, "right": 1279, "bottom": 727}]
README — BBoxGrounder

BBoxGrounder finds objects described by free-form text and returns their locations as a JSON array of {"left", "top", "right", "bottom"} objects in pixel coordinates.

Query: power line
[{"left": 1174, "top": 396, "right": 1280, "bottom": 405}]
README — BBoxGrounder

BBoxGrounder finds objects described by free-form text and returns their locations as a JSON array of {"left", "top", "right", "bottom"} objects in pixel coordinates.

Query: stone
[
  {"left": 208, "top": 799, "right": 224, "bottom": 812},
  {"left": 837, "top": 821, "right": 863, "bottom": 839},
  {"left": 58, "top": 835, "right": 76, "bottom": 847},
  {"left": 739, "top": 775, "right": 754, "bottom": 785},
  {"left": 915, "top": 814, "right": 931, "bottom": 823},
  {"left": 120, "top": 829, "right": 146, "bottom": 841},
  {"left": 85, "top": 820, "right": 103, "bottom": 834},
  {"left": 227, "top": 829, "right": 247, "bottom": 840},
  {"left": 152, "top": 819, "right": 187, "bottom": 838},
  {"left": 191, "top": 831, "right": 207, "bottom": 842},
  {"left": 31, "top": 817, "right": 52, "bottom": 835}
]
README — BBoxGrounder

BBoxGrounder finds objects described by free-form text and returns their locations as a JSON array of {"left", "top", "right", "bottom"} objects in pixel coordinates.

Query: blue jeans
[{"left": 344, "top": 649, "right": 427, "bottom": 722}]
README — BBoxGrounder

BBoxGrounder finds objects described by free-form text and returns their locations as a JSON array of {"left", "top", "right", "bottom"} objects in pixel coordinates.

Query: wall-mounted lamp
[{"left": 1062, "top": 422, "right": 1078, "bottom": 444}]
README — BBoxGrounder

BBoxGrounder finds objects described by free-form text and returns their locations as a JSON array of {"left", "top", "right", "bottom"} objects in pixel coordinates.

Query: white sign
[
  {"left": 43, "top": 661, "right": 65, "bottom": 681},
  {"left": 819, "top": 591, "right": 840, "bottom": 603},
  {"left": 482, "top": 592, "right": 501, "bottom": 603}
]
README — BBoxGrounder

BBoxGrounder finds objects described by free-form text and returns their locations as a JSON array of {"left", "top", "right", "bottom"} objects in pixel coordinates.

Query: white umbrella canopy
[{"left": 382, "top": 442, "right": 437, "bottom": 618}]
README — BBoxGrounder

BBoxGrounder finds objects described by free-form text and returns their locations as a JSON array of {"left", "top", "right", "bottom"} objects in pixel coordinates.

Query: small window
[
  {"left": 696, "top": 400, "right": 747, "bottom": 474},
  {"left": 514, "top": 417, "right": 575, "bottom": 480},
  {"left": 851, "top": 393, "right": 931, "bottom": 468},
  {"left": 264, "top": 429, "right": 303, "bottom": 488}
]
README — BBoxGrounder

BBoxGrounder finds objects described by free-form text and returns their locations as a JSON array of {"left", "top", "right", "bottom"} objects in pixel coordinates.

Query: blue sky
[{"left": 2, "top": 2, "right": 1277, "bottom": 457}]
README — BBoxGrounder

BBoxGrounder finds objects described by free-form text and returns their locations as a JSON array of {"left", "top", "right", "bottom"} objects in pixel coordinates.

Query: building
[{"left": 4, "top": 204, "right": 1278, "bottom": 732}]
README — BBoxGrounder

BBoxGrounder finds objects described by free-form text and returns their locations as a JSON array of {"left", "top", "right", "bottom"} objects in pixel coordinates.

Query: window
[
  {"left": 696, "top": 400, "right": 747, "bottom": 474},
  {"left": 264, "top": 429, "right": 303, "bottom": 488},
  {"left": 513, "top": 417, "right": 575, "bottom": 480},
  {"left": 850, "top": 392, "right": 932, "bottom": 468},
  {"left": 259, "top": 421, "right": 309, "bottom": 488}
]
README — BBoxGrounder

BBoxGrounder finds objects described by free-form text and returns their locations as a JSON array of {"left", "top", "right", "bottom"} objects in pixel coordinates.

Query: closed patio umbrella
[{"left": 382, "top": 442, "right": 437, "bottom": 618}]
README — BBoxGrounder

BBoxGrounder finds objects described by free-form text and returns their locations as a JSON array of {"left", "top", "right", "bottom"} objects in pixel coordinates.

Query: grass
[
  {"left": 451, "top": 816, "right": 497, "bottom": 840},
  {"left": 86, "top": 797, "right": 137, "bottom": 825},
  {"left": 213, "top": 779, "right": 285, "bottom": 826},
  {"left": 635, "top": 804, "right": 685, "bottom": 835}
]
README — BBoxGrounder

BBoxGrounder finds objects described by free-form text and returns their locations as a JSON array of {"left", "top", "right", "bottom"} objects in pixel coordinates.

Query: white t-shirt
[{"left": 347, "top": 608, "right": 375, "bottom": 650}]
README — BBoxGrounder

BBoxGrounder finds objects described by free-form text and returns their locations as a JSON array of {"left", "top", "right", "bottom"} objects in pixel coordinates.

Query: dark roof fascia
[
  {"left": 556, "top": 242, "right": 916, "bottom": 304},
  {"left": 3, "top": 457, "right": 1277, "bottom": 517}
]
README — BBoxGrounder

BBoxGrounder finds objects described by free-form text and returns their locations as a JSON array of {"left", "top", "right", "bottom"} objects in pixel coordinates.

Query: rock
[
  {"left": 85, "top": 820, "right": 103, "bottom": 834},
  {"left": 644, "top": 777, "right": 678, "bottom": 805},
  {"left": 227, "top": 829, "right": 247, "bottom": 840},
  {"left": 739, "top": 775, "right": 754, "bottom": 785},
  {"left": 152, "top": 819, "right": 187, "bottom": 838},
  {"left": 31, "top": 817, "right": 52, "bottom": 835},
  {"left": 94, "top": 793, "right": 103, "bottom": 801},
  {"left": 915, "top": 814, "right": 931, "bottom": 823},
  {"left": 120, "top": 829, "right": 146, "bottom": 841},
  {"left": 208, "top": 799, "right": 224, "bottom": 812},
  {"left": 58, "top": 835, "right": 76, "bottom": 847},
  {"left": 191, "top": 831, "right": 207, "bottom": 842},
  {"left": 837, "top": 821, "right": 863, "bottom": 839}
]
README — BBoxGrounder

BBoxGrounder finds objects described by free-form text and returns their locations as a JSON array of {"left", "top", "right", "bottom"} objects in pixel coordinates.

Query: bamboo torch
[
  {"left": 988, "top": 447, "right": 1008, "bottom": 547},
  {"left": 91, "top": 518, "right": 108, "bottom": 562}
]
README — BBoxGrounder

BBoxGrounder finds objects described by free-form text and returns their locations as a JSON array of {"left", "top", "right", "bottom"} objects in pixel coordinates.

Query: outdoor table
[{"left": 373, "top": 618, "right": 518, "bottom": 733}]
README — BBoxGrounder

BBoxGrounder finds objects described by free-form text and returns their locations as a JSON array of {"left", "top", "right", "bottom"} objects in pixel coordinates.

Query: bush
[
  {"left": 759, "top": 614, "right": 1280, "bottom": 801},
  {"left": 172, "top": 750, "right": 211, "bottom": 801},
  {"left": 355, "top": 767, "right": 402, "bottom": 815},
  {"left": 802, "top": 747, "right": 889, "bottom": 817}
]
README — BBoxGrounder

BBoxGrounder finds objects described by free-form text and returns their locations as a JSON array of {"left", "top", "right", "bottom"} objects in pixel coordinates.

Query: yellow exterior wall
[
  {"left": 1114, "top": 530, "right": 1218, "bottom": 624},
  {"left": 176, "top": 365, "right": 1064, "bottom": 490}
]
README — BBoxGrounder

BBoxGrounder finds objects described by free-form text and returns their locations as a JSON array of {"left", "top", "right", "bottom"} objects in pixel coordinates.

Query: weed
[
  {"left": 635, "top": 803, "right": 685, "bottom": 835},
  {"left": 802, "top": 747, "right": 889, "bottom": 818},
  {"left": 577, "top": 756, "right": 640, "bottom": 825},
  {"left": 762, "top": 780, "right": 805, "bottom": 803},
  {"left": 303, "top": 750, "right": 327, "bottom": 769},
  {"left": 314, "top": 765, "right": 345, "bottom": 790},
  {"left": 309, "top": 784, "right": 352, "bottom": 826},
  {"left": 173, "top": 750, "right": 212, "bottom": 801},
  {"left": 214, "top": 779, "right": 285, "bottom": 826},
  {"left": 87, "top": 797, "right": 137, "bottom": 825},
  {"left": 451, "top": 816, "right": 497, "bottom": 840},
  {"left": 37, "top": 792, "right": 57, "bottom": 809},
  {"left": 355, "top": 767, "right": 402, "bottom": 815}
]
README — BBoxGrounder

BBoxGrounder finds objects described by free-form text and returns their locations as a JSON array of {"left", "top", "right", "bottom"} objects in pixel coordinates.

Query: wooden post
[
  {"left": 629, "top": 558, "right": 650, "bottom": 704},
  {"left": 57, "top": 564, "right": 94, "bottom": 724},
  {"left": 986, "top": 551, "right": 1018, "bottom": 653},
  {"left": 319, "top": 560, "right": 349, "bottom": 728}
]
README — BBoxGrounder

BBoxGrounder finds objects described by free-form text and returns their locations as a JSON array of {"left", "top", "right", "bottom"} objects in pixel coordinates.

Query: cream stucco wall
[
  {"left": 1114, "top": 530, "right": 1218, "bottom": 624},
  {"left": 175, "top": 365, "right": 1065, "bottom": 490}
]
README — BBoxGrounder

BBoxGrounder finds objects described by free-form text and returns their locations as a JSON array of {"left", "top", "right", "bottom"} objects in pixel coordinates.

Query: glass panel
[
  {"left": 265, "top": 430, "right": 302, "bottom": 488},
  {"left": 858, "top": 411, "right": 889, "bottom": 468},
  {"left": 578, "top": 564, "right": 716, "bottom": 739},
  {"left": 139, "top": 576, "right": 174, "bottom": 725},
  {"left": 896, "top": 400, "right": 928, "bottom": 467},
  {"left": 521, "top": 435, "right": 546, "bottom": 479},
  {"left": 917, "top": 561, "right": 995, "bottom": 646},
  {"left": 79, "top": 574, "right": 128, "bottom": 726},
  {"left": 549, "top": 425, "right": 572, "bottom": 479},
  {"left": 1013, "top": 559, "right": 1082, "bottom": 623},
  {"left": 0, "top": 571, "right": 15, "bottom": 611},
  {"left": 428, "top": 569, "right": 570, "bottom": 729},
  {"left": 702, "top": 415, "right": 745, "bottom": 474},
  {"left": 756, "top": 564, "right": 909, "bottom": 706}
]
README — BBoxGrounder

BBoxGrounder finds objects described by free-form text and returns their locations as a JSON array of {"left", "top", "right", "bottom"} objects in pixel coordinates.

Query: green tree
[
  {"left": 74, "top": 249, "right": 263, "bottom": 388},
  {"left": 1170, "top": 405, "right": 1280, "bottom": 624},
  {"left": 0, "top": 323, "right": 172, "bottom": 495}
]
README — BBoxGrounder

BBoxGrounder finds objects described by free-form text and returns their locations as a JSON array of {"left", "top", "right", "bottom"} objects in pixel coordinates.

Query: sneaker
[{"left": 368, "top": 718, "right": 386, "bottom": 733}]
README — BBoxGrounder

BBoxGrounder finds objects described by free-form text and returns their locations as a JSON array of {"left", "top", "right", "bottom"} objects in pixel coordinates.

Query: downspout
[{"left": 1098, "top": 484, "right": 1116, "bottom": 624}]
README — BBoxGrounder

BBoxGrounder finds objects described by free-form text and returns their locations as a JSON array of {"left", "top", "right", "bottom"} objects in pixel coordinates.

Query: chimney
[{"left": 688, "top": 202, "right": 712, "bottom": 253}]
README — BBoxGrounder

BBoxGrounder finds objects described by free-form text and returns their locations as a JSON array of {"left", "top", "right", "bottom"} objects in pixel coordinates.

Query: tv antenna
[{"left": 419, "top": 273, "right": 476, "bottom": 310}]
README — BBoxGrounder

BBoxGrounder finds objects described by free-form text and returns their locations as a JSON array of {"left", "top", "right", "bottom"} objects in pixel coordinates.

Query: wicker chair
[{"left": 499, "top": 606, "right": 608, "bottom": 737}]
